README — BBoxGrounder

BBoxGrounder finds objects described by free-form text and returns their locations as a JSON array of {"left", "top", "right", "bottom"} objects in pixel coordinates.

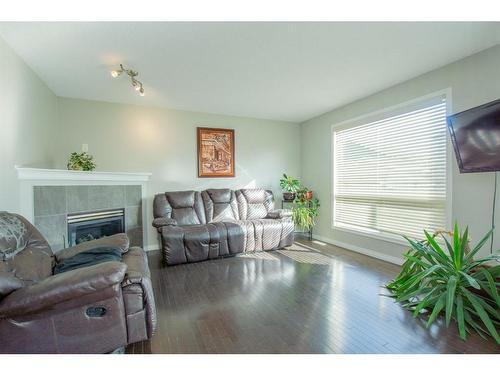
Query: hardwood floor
[{"left": 126, "top": 238, "right": 499, "bottom": 354}]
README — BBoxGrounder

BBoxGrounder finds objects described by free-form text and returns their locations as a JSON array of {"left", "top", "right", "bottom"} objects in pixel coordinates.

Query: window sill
[{"left": 332, "top": 223, "right": 410, "bottom": 247}]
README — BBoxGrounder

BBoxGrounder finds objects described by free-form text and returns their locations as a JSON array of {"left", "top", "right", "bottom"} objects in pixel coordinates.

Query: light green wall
[
  {"left": 301, "top": 44, "right": 500, "bottom": 262},
  {"left": 0, "top": 37, "right": 58, "bottom": 212},
  {"left": 55, "top": 98, "right": 301, "bottom": 248}
]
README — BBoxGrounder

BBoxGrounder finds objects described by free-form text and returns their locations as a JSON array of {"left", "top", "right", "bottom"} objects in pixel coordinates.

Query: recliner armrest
[
  {"left": 152, "top": 217, "right": 178, "bottom": 229},
  {"left": 0, "top": 262, "right": 127, "bottom": 318},
  {"left": 266, "top": 209, "right": 293, "bottom": 219},
  {"left": 55, "top": 233, "right": 130, "bottom": 262}
]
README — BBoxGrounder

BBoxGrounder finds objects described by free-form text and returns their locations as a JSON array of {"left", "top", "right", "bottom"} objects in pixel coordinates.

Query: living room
[{"left": 1, "top": 1, "right": 499, "bottom": 372}]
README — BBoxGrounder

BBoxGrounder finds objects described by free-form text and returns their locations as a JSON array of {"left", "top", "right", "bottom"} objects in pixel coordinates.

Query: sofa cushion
[
  {"left": 166, "top": 191, "right": 196, "bottom": 208},
  {"left": 235, "top": 189, "right": 274, "bottom": 220},
  {"left": 202, "top": 189, "right": 239, "bottom": 222},
  {"left": 154, "top": 191, "right": 206, "bottom": 226}
]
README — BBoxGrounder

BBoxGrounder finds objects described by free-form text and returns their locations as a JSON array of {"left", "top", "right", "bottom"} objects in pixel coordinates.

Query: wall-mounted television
[{"left": 447, "top": 98, "right": 500, "bottom": 173}]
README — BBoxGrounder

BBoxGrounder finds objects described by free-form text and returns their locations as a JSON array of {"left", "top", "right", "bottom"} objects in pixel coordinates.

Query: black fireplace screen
[{"left": 67, "top": 209, "right": 125, "bottom": 246}]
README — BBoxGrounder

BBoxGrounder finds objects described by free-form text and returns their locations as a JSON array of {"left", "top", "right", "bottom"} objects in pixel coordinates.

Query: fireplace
[{"left": 67, "top": 209, "right": 125, "bottom": 246}]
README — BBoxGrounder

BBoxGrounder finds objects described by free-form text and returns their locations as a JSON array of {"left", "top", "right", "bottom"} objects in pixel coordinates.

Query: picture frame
[{"left": 197, "top": 127, "right": 235, "bottom": 178}]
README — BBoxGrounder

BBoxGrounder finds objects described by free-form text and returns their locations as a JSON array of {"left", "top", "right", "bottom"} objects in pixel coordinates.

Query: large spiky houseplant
[{"left": 386, "top": 223, "right": 500, "bottom": 344}]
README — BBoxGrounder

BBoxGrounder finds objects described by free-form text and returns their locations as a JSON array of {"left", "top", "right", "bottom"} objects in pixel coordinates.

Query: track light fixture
[{"left": 110, "top": 64, "right": 145, "bottom": 97}]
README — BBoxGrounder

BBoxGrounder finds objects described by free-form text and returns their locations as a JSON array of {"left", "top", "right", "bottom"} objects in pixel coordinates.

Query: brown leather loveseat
[
  {"left": 153, "top": 188, "right": 294, "bottom": 266},
  {"left": 0, "top": 212, "right": 156, "bottom": 353}
]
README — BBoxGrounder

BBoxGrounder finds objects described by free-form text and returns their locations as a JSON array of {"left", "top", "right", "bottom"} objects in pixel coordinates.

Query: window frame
[{"left": 331, "top": 89, "right": 453, "bottom": 246}]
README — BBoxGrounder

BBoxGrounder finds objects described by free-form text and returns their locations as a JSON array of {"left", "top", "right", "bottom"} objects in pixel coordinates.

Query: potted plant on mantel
[
  {"left": 279, "top": 174, "right": 300, "bottom": 201},
  {"left": 67, "top": 152, "right": 97, "bottom": 171}
]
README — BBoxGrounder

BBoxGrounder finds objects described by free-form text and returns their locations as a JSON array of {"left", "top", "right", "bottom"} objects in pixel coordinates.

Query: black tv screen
[{"left": 447, "top": 98, "right": 500, "bottom": 173}]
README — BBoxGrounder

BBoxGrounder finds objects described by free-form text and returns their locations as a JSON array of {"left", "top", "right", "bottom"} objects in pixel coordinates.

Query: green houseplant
[
  {"left": 292, "top": 197, "right": 320, "bottom": 231},
  {"left": 386, "top": 223, "right": 500, "bottom": 343},
  {"left": 279, "top": 174, "right": 300, "bottom": 201},
  {"left": 67, "top": 152, "right": 97, "bottom": 171}
]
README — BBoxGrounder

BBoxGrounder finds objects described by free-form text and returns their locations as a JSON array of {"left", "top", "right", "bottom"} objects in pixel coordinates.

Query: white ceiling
[{"left": 1, "top": 22, "right": 499, "bottom": 122}]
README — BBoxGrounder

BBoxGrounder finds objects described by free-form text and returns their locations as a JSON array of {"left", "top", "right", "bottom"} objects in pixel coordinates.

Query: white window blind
[{"left": 333, "top": 95, "right": 448, "bottom": 241}]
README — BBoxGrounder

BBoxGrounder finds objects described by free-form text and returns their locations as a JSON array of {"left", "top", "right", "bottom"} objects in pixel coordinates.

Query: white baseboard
[
  {"left": 143, "top": 244, "right": 159, "bottom": 252},
  {"left": 310, "top": 234, "right": 404, "bottom": 265}
]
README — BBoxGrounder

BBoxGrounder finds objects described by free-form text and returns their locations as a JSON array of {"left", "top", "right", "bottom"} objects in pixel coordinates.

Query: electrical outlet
[{"left": 82, "top": 144, "right": 89, "bottom": 152}]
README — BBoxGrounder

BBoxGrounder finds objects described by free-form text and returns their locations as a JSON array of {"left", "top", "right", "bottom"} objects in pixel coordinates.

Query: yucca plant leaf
[
  {"left": 461, "top": 287, "right": 500, "bottom": 344},
  {"left": 453, "top": 221, "right": 460, "bottom": 268},
  {"left": 459, "top": 271, "right": 481, "bottom": 290},
  {"left": 412, "top": 286, "right": 443, "bottom": 316},
  {"left": 465, "top": 228, "right": 494, "bottom": 262},
  {"left": 424, "top": 230, "right": 450, "bottom": 262},
  {"left": 426, "top": 294, "right": 446, "bottom": 328},
  {"left": 471, "top": 292, "right": 500, "bottom": 319},
  {"left": 396, "top": 266, "right": 438, "bottom": 293},
  {"left": 403, "top": 254, "right": 431, "bottom": 268},
  {"left": 465, "top": 255, "right": 500, "bottom": 272},
  {"left": 456, "top": 295, "right": 466, "bottom": 340},
  {"left": 479, "top": 269, "right": 500, "bottom": 308},
  {"left": 464, "top": 310, "right": 488, "bottom": 339},
  {"left": 442, "top": 234, "right": 455, "bottom": 259},
  {"left": 404, "top": 236, "right": 438, "bottom": 265},
  {"left": 460, "top": 226, "right": 469, "bottom": 265},
  {"left": 445, "top": 276, "right": 457, "bottom": 326}
]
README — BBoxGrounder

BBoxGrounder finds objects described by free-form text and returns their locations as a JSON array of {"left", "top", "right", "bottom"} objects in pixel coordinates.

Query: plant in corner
[
  {"left": 279, "top": 174, "right": 300, "bottom": 201},
  {"left": 386, "top": 223, "right": 500, "bottom": 343},
  {"left": 292, "top": 197, "right": 320, "bottom": 231},
  {"left": 67, "top": 152, "right": 97, "bottom": 171}
]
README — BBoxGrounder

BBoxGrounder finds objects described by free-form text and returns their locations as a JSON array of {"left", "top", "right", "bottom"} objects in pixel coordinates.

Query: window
[{"left": 333, "top": 94, "right": 448, "bottom": 241}]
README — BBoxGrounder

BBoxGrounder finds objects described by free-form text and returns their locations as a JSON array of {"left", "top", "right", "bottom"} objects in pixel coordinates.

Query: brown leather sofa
[
  {"left": 153, "top": 188, "right": 294, "bottom": 266},
  {"left": 0, "top": 212, "right": 156, "bottom": 353}
]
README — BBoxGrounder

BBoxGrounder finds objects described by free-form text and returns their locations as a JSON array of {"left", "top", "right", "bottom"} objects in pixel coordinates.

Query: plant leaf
[
  {"left": 453, "top": 221, "right": 460, "bottom": 268},
  {"left": 480, "top": 269, "right": 500, "bottom": 308},
  {"left": 456, "top": 295, "right": 466, "bottom": 340},
  {"left": 424, "top": 230, "right": 449, "bottom": 261},
  {"left": 445, "top": 276, "right": 457, "bottom": 326},
  {"left": 442, "top": 235, "right": 456, "bottom": 264},
  {"left": 462, "top": 287, "right": 500, "bottom": 344},
  {"left": 426, "top": 294, "right": 446, "bottom": 328},
  {"left": 463, "top": 310, "right": 488, "bottom": 339},
  {"left": 459, "top": 271, "right": 481, "bottom": 289},
  {"left": 465, "top": 228, "right": 494, "bottom": 262},
  {"left": 460, "top": 226, "right": 469, "bottom": 266}
]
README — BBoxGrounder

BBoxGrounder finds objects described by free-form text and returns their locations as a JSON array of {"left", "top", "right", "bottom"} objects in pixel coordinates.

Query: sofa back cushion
[
  {"left": 202, "top": 189, "right": 239, "bottom": 222},
  {"left": 235, "top": 189, "right": 274, "bottom": 220},
  {"left": 153, "top": 191, "right": 206, "bottom": 226}
]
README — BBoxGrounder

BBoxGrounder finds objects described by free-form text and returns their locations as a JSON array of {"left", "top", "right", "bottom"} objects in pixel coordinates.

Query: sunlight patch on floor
[
  {"left": 276, "top": 249, "right": 333, "bottom": 265},
  {"left": 312, "top": 240, "right": 326, "bottom": 246},
  {"left": 239, "top": 251, "right": 280, "bottom": 261}
]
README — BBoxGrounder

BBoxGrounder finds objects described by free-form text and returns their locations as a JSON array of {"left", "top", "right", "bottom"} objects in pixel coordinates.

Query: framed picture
[{"left": 197, "top": 127, "right": 235, "bottom": 178}]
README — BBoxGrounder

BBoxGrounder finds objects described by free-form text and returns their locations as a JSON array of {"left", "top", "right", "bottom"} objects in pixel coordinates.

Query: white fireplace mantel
[{"left": 16, "top": 167, "right": 152, "bottom": 182}]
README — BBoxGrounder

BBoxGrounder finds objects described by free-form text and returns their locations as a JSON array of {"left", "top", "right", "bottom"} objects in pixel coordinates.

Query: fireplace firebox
[{"left": 67, "top": 209, "right": 125, "bottom": 247}]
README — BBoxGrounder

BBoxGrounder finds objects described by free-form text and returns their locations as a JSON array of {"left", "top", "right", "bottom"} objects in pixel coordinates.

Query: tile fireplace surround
[{"left": 16, "top": 167, "right": 151, "bottom": 252}]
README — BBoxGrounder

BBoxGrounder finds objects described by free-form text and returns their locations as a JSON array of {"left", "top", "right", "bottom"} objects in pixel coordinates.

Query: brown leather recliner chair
[
  {"left": 0, "top": 212, "right": 156, "bottom": 353},
  {"left": 153, "top": 188, "right": 294, "bottom": 266}
]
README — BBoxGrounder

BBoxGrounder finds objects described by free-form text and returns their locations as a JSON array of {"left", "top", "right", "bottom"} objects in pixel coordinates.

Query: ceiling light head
[{"left": 111, "top": 64, "right": 145, "bottom": 97}]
